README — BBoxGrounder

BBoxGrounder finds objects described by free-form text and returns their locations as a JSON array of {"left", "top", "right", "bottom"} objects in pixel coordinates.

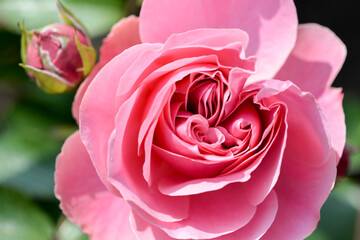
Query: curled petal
[
  {"left": 54, "top": 132, "right": 136, "bottom": 240},
  {"left": 140, "top": 0, "right": 298, "bottom": 80},
  {"left": 72, "top": 16, "right": 141, "bottom": 123},
  {"left": 317, "top": 88, "right": 346, "bottom": 164},
  {"left": 213, "top": 191, "right": 278, "bottom": 240},
  {"left": 80, "top": 43, "right": 161, "bottom": 193},
  {"left": 275, "top": 23, "right": 347, "bottom": 97},
  {"left": 131, "top": 184, "right": 257, "bottom": 239},
  {"left": 99, "top": 15, "right": 141, "bottom": 64},
  {"left": 262, "top": 152, "right": 336, "bottom": 239}
]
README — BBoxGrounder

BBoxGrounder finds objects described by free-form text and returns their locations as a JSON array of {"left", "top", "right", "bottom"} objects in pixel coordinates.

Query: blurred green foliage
[
  {"left": 0, "top": 188, "right": 54, "bottom": 240},
  {"left": 0, "top": 0, "right": 125, "bottom": 37},
  {"left": 0, "top": 0, "right": 358, "bottom": 239}
]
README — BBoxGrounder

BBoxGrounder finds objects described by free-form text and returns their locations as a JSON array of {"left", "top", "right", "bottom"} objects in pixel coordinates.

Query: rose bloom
[{"left": 55, "top": 0, "right": 346, "bottom": 239}]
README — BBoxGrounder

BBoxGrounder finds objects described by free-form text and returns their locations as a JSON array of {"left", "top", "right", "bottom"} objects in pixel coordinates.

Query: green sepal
[
  {"left": 19, "top": 64, "right": 74, "bottom": 94},
  {"left": 75, "top": 32, "right": 96, "bottom": 77},
  {"left": 56, "top": 0, "right": 89, "bottom": 41},
  {"left": 18, "top": 21, "right": 33, "bottom": 65}
]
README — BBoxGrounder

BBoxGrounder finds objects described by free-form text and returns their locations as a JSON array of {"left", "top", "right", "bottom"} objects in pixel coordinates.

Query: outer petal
[
  {"left": 255, "top": 80, "right": 331, "bottom": 167},
  {"left": 81, "top": 42, "right": 190, "bottom": 224},
  {"left": 140, "top": 0, "right": 298, "bottom": 80},
  {"left": 54, "top": 132, "right": 136, "bottom": 240},
  {"left": 79, "top": 43, "right": 161, "bottom": 193},
  {"left": 275, "top": 23, "right": 347, "bottom": 97},
  {"left": 259, "top": 81, "right": 336, "bottom": 239},
  {"left": 317, "top": 88, "right": 346, "bottom": 164},
  {"left": 130, "top": 190, "right": 278, "bottom": 240},
  {"left": 238, "top": 79, "right": 331, "bottom": 207},
  {"left": 107, "top": 89, "right": 190, "bottom": 223},
  {"left": 213, "top": 191, "right": 278, "bottom": 240},
  {"left": 72, "top": 63, "right": 102, "bottom": 122},
  {"left": 262, "top": 152, "right": 336, "bottom": 240},
  {"left": 127, "top": 183, "right": 257, "bottom": 239},
  {"left": 130, "top": 211, "right": 174, "bottom": 240},
  {"left": 99, "top": 15, "right": 141, "bottom": 65},
  {"left": 72, "top": 16, "right": 141, "bottom": 123}
]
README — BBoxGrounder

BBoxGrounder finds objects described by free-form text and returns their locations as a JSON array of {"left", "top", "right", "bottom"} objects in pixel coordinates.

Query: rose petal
[
  {"left": 80, "top": 43, "right": 161, "bottom": 193},
  {"left": 131, "top": 192, "right": 278, "bottom": 240},
  {"left": 140, "top": 0, "right": 297, "bottom": 80},
  {"left": 99, "top": 15, "right": 141, "bottom": 64},
  {"left": 167, "top": 184, "right": 256, "bottom": 239},
  {"left": 162, "top": 28, "right": 249, "bottom": 51},
  {"left": 131, "top": 183, "right": 257, "bottom": 239},
  {"left": 275, "top": 23, "right": 347, "bottom": 97},
  {"left": 254, "top": 80, "right": 331, "bottom": 167},
  {"left": 54, "top": 132, "right": 136, "bottom": 240},
  {"left": 72, "top": 63, "right": 102, "bottom": 123},
  {"left": 213, "top": 191, "right": 278, "bottom": 240},
  {"left": 262, "top": 151, "right": 337, "bottom": 239},
  {"left": 72, "top": 16, "right": 141, "bottom": 123},
  {"left": 130, "top": 211, "right": 174, "bottom": 240},
  {"left": 107, "top": 88, "right": 190, "bottom": 223},
  {"left": 239, "top": 112, "right": 286, "bottom": 205},
  {"left": 317, "top": 88, "right": 346, "bottom": 164}
]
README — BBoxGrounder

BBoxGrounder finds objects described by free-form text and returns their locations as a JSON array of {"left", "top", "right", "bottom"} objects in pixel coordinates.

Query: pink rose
[{"left": 55, "top": 0, "right": 346, "bottom": 239}]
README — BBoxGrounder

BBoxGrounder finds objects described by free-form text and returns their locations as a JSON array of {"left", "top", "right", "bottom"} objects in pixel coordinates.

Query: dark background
[{"left": 295, "top": 0, "right": 360, "bottom": 94}]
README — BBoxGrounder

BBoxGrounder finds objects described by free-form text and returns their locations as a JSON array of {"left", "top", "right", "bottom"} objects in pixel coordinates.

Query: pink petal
[
  {"left": 167, "top": 184, "right": 256, "bottom": 239},
  {"left": 239, "top": 115, "right": 286, "bottom": 205},
  {"left": 54, "top": 132, "right": 136, "bottom": 240},
  {"left": 213, "top": 191, "right": 278, "bottom": 240},
  {"left": 255, "top": 80, "right": 331, "bottom": 167},
  {"left": 162, "top": 28, "right": 249, "bottom": 51},
  {"left": 72, "top": 16, "right": 141, "bottom": 123},
  {"left": 99, "top": 15, "right": 141, "bottom": 64},
  {"left": 131, "top": 183, "right": 257, "bottom": 239},
  {"left": 130, "top": 211, "right": 176, "bottom": 240},
  {"left": 79, "top": 43, "right": 161, "bottom": 194},
  {"left": 262, "top": 151, "right": 337, "bottom": 239},
  {"left": 275, "top": 23, "right": 347, "bottom": 97},
  {"left": 107, "top": 91, "right": 191, "bottom": 222},
  {"left": 317, "top": 88, "right": 346, "bottom": 164},
  {"left": 72, "top": 63, "right": 102, "bottom": 123},
  {"left": 131, "top": 192, "right": 277, "bottom": 240},
  {"left": 158, "top": 170, "right": 250, "bottom": 196},
  {"left": 140, "top": 0, "right": 297, "bottom": 80},
  {"left": 237, "top": 79, "right": 331, "bottom": 208}
]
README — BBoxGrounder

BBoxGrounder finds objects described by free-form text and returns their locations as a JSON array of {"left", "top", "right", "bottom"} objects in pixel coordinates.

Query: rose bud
[
  {"left": 19, "top": 24, "right": 95, "bottom": 94},
  {"left": 337, "top": 145, "right": 351, "bottom": 178},
  {"left": 19, "top": 0, "right": 96, "bottom": 94}
]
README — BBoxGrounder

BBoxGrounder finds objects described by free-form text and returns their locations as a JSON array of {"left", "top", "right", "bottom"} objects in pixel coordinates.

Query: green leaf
[
  {"left": 18, "top": 21, "right": 33, "bottom": 65},
  {"left": 1, "top": 123, "right": 77, "bottom": 199},
  {"left": 56, "top": 0, "right": 88, "bottom": 39},
  {"left": 2, "top": 159, "right": 56, "bottom": 199},
  {"left": 306, "top": 179, "right": 359, "bottom": 240},
  {"left": 343, "top": 94, "right": 360, "bottom": 174},
  {"left": 75, "top": 32, "right": 96, "bottom": 77},
  {"left": 0, "top": 105, "right": 62, "bottom": 182},
  {"left": 343, "top": 94, "right": 360, "bottom": 147},
  {"left": 56, "top": 217, "right": 89, "bottom": 240},
  {"left": 0, "top": 188, "right": 54, "bottom": 240},
  {"left": 0, "top": 0, "right": 124, "bottom": 37},
  {"left": 19, "top": 63, "right": 73, "bottom": 94}
]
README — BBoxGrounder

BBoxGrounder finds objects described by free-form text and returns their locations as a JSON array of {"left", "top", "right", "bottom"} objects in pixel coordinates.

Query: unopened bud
[
  {"left": 337, "top": 145, "right": 351, "bottom": 178},
  {"left": 19, "top": 0, "right": 96, "bottom": 94}
]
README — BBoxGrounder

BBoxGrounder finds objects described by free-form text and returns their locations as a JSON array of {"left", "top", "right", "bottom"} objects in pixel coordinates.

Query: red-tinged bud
[
  {"left": 337, "top": 145, "right": 351, "bottom": 178},
  {"left": 19, "top": 0, "right": 96, "bottom": 94},
  {"left": 27, "top": 24, "right": 89, "bottom": 84}
]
